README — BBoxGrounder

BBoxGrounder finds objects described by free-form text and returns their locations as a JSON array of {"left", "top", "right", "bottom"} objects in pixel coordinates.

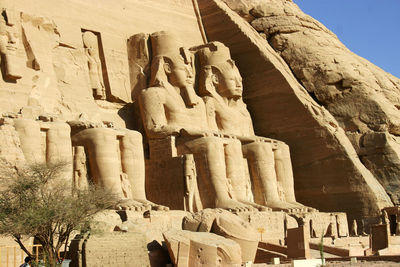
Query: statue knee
[
  {"left": 202, "top": 137, "right": 224, "bottom": 153},
  {"left": 245, "top": 142, "right": 273, "bottom": 158}
]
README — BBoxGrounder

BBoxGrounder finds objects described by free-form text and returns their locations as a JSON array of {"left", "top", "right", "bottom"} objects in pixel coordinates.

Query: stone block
[
  {"left": 287, "top": 226, "right": 310, "bottom": 259},
  {"left": 370, "top": 224, "right": 390, "bottom": 252}
]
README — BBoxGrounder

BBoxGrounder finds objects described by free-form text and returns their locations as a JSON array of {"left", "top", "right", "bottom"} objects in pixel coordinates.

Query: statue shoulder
[
  {"left": 140, "top": 86, "right": 166, "bottom": 101},
  {"left": 202, "top": 95, "right": 214, "bottom": 104}
]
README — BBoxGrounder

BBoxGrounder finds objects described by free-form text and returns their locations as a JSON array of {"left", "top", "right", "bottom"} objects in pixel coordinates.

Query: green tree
[{"left": 0, "top": 161, "right": 119, "bottom": 266}]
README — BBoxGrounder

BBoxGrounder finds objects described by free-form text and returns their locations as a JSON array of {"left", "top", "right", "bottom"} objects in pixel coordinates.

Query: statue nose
[
  {"left": 186, "top": 66, "right": 193, "bottom": 78},
  {"left": 236, "top": 78, "right": 242, "bottom": 88},
  {"left": 8, "top": 34, "right": 16, "bottom": 44}
]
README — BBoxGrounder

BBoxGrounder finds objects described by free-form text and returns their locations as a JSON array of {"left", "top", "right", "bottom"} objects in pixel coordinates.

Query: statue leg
[
  {"left": 72, "top": 128, "right": 144, "bottom": 210},
  {"left": 13, "top": 118, "right": 44, "bottom": 163},
  {"left": 184, "top": 136, "right": 255, "bottom": 212},
  {"left": 244, "top": 141, "right": 298, "bottom": 211},
  {"left": 46, "top": 122, "right": 73, "bottom": 182},
  {"left": 120, "top": 130, "right": 168, "bottom": 210},
  {"left": 225, "top": 138, "right": 270, "bottom": 211},
  {"left": 275, "top": 142, "right": 316, "bottom": 212}
]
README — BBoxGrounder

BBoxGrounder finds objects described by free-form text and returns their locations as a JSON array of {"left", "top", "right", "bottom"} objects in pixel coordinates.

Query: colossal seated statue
[
  {"left": 139, "top": 31, "right": 268, "bottom": 212},
  {"left": 71, "top": 125, "right": 166, "bottom": 211},
  {"left": 196, "top": 42, "right": 313, "bottom": 211}
]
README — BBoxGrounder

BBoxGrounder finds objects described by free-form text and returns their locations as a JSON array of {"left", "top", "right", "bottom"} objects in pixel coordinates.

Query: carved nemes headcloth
[
  {"left": 198, "top": 41, "right": 231, "bottom": 68},
  {"left": 197, "top": 42, "right": 233, "bottom": 96}
]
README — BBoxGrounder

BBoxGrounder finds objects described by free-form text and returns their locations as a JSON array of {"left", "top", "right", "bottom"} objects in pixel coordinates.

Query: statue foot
[
  {"left": 217, "top": 199, "right": 257, "bottom": 212},
  {"left": 287, "top": 201, "right": 318, "bottom": 212},
  {"left": 134, "top": 199, "right": 169, "bottom": 211},
  {"left": 240, "top": 201, "right": 272, "bottom": 212},
  {"left": 115, "top": 199, "right": 151, "bottom": 211},
  {"left": 264, "top": 201, "right": 300, "bottom": 212}
]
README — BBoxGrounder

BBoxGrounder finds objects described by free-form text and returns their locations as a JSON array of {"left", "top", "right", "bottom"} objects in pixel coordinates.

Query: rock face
[{"left": 220, "top": 0, "right": 400, "bottom": 205}]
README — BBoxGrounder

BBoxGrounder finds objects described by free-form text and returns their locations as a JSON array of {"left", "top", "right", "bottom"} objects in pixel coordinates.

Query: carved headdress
[
  {"left": 198, "top": 41, "right": 231, "bottom": 67},
  {"left": 150, "top": 31, "right": 183, "bottom": 59},
  {"left": 149, "top": 31, "right": 198, "bottom": 107},
  {"left": 197, "top": 42, "right": 235, "bottom": 97},
  {"left": 150, "top": 31, "right": 192, "bottom": 87}
]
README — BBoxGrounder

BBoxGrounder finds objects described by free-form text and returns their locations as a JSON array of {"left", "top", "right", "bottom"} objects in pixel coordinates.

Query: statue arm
[
  {"left": 139, "top": 88, "right": 180, "bottom": 139},
  {"left": 204, "top": 97, "right": 219, "bottom": 132},
  {"left": 242, "top": 104, "right": 256, "bottom": 136}
]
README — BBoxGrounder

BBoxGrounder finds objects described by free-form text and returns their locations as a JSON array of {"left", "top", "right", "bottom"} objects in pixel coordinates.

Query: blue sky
[{"left": 293, "top": 0, "right": 400, "bottom": 78}]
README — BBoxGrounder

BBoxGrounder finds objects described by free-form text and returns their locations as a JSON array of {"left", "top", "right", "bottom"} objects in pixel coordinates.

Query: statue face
[
  {"left": 165, "top": 58, "right": 194, "bottom": 88},
  {"left": 216, "top": 62, "right": 243, "bottom": 98},
  {"left": 5, "top": 28, "right": 19, "bottom": 53}
]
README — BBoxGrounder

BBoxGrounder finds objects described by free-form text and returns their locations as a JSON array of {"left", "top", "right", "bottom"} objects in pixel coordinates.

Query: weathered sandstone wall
[{"left": 1, "top": 0, "right": 204, "bottom": 127}]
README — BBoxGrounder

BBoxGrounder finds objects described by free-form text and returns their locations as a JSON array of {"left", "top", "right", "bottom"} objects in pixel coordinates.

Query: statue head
[
  {"left": 149, "top": 31, "right": 194, "bottom": 89},
  {"left": 82, "top": 31, "right": 98, "bottom": 55},
  {"left": 0, "top": 14, "right": 19, "bottom": 55},
  {"left": 198, "top": 42, "right": 243, "bottom": 99}
]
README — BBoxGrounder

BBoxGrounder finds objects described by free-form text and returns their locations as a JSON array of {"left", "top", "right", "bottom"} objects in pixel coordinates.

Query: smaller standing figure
[
  {"left": 382, "top": 210, "right": 390, "bottom": 225},
  {"left": 73, "top": 146, "right": 89, "bottom": 190},
  {"left": 184, "top": 154, "right": 201, "bottom": 212},
  {"left": 324, "top": 214, "right": 337, "bottom": 238},
  {"left": 82, "top": 31, "right": 106, "bottom": 100},
  {"left": 350, "top": 219, "right": 358, "bottom": 236},
  {"left": 120, "top": 173, "right": 133, "bottom": 199}
]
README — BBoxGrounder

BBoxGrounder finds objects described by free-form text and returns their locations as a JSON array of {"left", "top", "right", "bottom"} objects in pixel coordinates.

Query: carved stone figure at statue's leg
[
  {"left": 184, "top": 154, "right": 202, "bottom": 212},
  {"left": 120, "top": 129, "right": 168, "bottom": 211},
  {"left": 73, "top": 146, "right": 89, "bottom": 190},
  {"left": 243, "top": 141, "right": 299, "bottom": 212},
  {"left": 183, "top": 136, "right": 256, "bottom": 212},
  {"left": 224, "top": 139, "right": 270, "bottom": 211}
]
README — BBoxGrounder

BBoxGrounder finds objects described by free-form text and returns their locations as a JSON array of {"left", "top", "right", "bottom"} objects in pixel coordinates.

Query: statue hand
[
  {"left": 237, "top": 135, "right": 257, "bottom": 142},
  {"left": 180, "top": 128, "right": 205, "bottom": 137}
]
